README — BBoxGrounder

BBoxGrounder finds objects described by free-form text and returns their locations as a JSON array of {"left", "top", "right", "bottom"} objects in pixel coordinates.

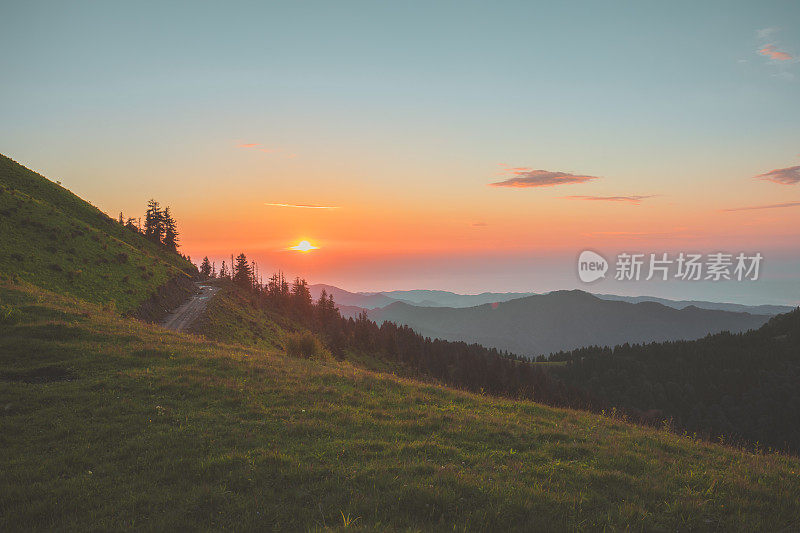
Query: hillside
[
  {"left": 368, "top": 290, "right": 772, "bottom": 357},
  {"left": 2, "top": 280, "right": 800, "bottom": 530},
  {"left": 0, "top": 155, "right": 195, "bottom": 315}
]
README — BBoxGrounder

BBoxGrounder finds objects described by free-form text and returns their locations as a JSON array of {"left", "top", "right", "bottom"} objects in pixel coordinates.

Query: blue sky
[{"left": 2, "top": 1, "right": 798, "bottom": 304}]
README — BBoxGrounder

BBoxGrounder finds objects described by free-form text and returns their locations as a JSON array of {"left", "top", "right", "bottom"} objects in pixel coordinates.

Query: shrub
[{"left": 284, "top": 331, "right": 331, "bottom": 360}]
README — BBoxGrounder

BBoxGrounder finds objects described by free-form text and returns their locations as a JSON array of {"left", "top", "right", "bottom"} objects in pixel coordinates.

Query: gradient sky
[{"left": 2, "top": 1, "right": 799, "bottom": 304}]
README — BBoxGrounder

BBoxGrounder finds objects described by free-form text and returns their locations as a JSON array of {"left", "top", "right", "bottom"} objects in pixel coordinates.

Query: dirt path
[{"left": 161, "top": 284, "right": 219, "bottom": 332}]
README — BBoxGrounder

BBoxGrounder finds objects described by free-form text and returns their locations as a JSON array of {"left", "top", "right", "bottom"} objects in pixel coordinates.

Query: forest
[{"left": 548, "top": 310, "right": 800, "bottom": 453}]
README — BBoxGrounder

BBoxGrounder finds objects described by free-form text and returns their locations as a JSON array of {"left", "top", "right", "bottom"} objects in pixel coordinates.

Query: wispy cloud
[
  {"left": 265, "top": 203, "right": 340, "bottom": 209},
  {"left": 472, "top": 221, "right": 488, "bottom": 227},
  {"left": 239, "top": 143, "right": 259, "bottom": 148},
  {"left": 490, "top": 168, "right": 600, "bottom": 188},
  {"left": 759, "top": 44, "right": 793, "bottom": 61},
  {"left": 563, "top": 195, "right": 656, "bottom": 204},
  {"left": 754, "top": 165, "right": 800, "bottom": 185},
  {"left": 723, "top": 201, "right": 800, "bottom": 212}
]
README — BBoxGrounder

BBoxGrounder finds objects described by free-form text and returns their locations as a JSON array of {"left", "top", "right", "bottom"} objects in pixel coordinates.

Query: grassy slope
[
  {"left": 190, "top": 282, "right": 410, "bottom": 375},
  {"left": 0, "top": 154, "right": 194, "bottom": 313},
  {"left": 188, "top": 281, "right": 295, "bottom": 350},
  {"left": 2, "top": 281, "right": 799, "bottom": 531}
]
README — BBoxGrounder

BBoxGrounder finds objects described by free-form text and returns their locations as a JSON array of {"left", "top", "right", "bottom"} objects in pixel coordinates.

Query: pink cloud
[
  {"left": 238, "top": 143, "right": 259, "bottom": 148},
  {"left": 754, "top": 165, "right": 800, "bottom": 185},
  {"left": 563, "top": 195, "right": 655, "bottom": 204},
  {"left": 490, "top": 169, "right": 600, "bottom": 188},
  {"left": 759, "top": 45, "right": 793, "bottom": 61}
]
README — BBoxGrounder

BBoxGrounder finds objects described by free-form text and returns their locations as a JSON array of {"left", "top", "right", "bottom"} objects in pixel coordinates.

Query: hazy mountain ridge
[
  {"left": 367, "top": 290, "right": 772, "bottom": 357},
  {"left": 311, "top": 283, "right": 792, "bottom": 315}
]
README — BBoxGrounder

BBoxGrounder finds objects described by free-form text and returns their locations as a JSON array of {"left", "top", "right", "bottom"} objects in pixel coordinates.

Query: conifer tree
[
  {"left": 233, "top": 253, "right": 252, "bottom": 287},
  {"left": 144, "top": 199, "right": 164, "bottom": 243},
  {"left": 199, "top": 256, "right": 212, "bottom": 278},
  {"left": 162, "top": 207, "right": 179, "bottom": 250}
]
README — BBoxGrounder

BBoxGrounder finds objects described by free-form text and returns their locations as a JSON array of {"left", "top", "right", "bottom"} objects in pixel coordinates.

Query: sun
[{"left": 289, "top": 240, "right": 319, "bottom": 252}]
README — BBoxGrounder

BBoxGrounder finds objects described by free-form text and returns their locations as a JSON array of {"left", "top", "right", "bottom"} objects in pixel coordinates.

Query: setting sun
[{"left": 289, "top": 240, "right": 318, "bottom": 252}]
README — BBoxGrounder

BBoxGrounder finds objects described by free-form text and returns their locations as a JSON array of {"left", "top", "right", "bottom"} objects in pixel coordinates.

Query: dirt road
[{"left": 161, "top": 284, "right": 219, "bottom": 332}]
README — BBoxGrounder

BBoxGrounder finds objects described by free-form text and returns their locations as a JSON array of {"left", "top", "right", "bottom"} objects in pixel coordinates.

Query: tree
[
  {"left": 199, "top": 257, "right": 212, "bottom": 278},
  {"left": 291, "top": 277, "right": 313, "bottom": 318},
  {"left": 162, "top": 207, "right": 179, "bottom": 250},
  {"left": 144, "top": 199, "right": 164, "bottom": 243},
  {"left": 118, "top": 212, "right": 124, "bottom": 225},
  {"left": 219, "top": 260, "right": 229, "bottom": 279},
  {"left": 233, "top": 253, "right": 252, "bottom": 288}
]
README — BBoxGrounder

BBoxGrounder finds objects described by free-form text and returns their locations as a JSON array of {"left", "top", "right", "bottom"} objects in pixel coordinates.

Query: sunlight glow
[{"left": 289, "top": 240, "right": 319, "bottom": 252}]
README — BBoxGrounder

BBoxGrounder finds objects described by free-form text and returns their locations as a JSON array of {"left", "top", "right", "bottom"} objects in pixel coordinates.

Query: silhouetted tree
[
  {"left": 199, "top": 257, "right": 212, "bottom": 278},
  {"left": 144, "top": 199, "right": 164, "bottom": 243},
  {"left": 162, "top": 207, "right": 179, "bottom": 250},
  {"left": 233, "top": 253, "right": 252, "bottom": 288}
]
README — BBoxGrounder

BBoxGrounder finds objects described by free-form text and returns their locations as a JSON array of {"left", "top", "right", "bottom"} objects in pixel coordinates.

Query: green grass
[
  {"left": 2, "top": 280, "right": 800, "bottom": 531},
  {"left": 0, "top": 154, "right": 194, "bottom": 313}
]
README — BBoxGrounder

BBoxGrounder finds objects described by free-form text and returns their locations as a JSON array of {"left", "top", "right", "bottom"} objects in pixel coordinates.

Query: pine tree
[
  {"left": 233, "top": 253, "right": 252, "bottom": 288},
  {"left": 118, "top": 212, "right": 124, "bottom": 225},
  {"left": 144, "top": 199, "right": 164, "bottom": 243},
  {"left": 199, "top": 256, "right": 212, "bottom": 278},
  {"left": 219, "top": 260, "right": 228, "bottom": 279},
  {"left": 162, "top": 207, "right": 179, "bottom": 250}
]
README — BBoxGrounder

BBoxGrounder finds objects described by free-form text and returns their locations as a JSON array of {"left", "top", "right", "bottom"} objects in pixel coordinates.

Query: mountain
[
  {"left": 594, "top": 293, "right": 794, "bottom": 315},
  {"left": 368, "top": 290, "right": 772, "bottom": 357},
  {"left": 310, "top": 284, "right": 536, "bottom": 309},
  {"left": 379, "top": 289, "right": 536, "bottom": 307},
  {"left": 0, "top": 154, "right": 196, "bottom": 316},
  {"left": 309, "top": 283, "right": 396, "bottom": 308}
]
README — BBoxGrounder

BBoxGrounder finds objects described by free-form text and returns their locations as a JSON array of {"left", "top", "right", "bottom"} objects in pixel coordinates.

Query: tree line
[{"left": 118, "top": 199, "right": 179, "bottom": 250}]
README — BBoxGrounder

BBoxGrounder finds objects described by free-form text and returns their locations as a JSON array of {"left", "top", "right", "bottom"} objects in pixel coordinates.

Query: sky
[{"left": 2, "top": 1, "right": 799, "bottom": 305}]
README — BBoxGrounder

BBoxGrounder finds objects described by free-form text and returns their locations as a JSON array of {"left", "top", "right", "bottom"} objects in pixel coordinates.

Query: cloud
[
  {"left": 490, "top": 168, "right": 600, "bottom": 188},
  {"left": 472, "top": 221, "right": 488, "bottom": 227},
  {"left": 239, "top": 143, "right": 259, "bottom": 148},
  {"left": 754, "top": 165, "right": 800, "bottom": 185},
  {"left": 759, "top": 44, "right": 793, "bottom": 61},
  {"left": 265, "top": 203, "right": 339, "bottom": 209},
  {"left": 563, "top": 195, "right": 655, "bottom": 204},
  {"left": 723, "top": 201, "right": 800, "bottom": 212}
]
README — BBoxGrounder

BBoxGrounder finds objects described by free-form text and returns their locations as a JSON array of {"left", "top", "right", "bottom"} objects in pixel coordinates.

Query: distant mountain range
[
  {"left": 310, "top": 284, "right": 781, "bottom": 357},
  {"left": 310, "top": 283, "right": 794, "bottom": 315},
  {"left": 309, "top": 284, "right": 534, "bottom": 309}
]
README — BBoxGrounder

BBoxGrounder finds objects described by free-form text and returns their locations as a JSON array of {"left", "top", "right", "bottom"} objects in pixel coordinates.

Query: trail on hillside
[{"left": 161, "top": 283, "right": 218, "bottom": 332}]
